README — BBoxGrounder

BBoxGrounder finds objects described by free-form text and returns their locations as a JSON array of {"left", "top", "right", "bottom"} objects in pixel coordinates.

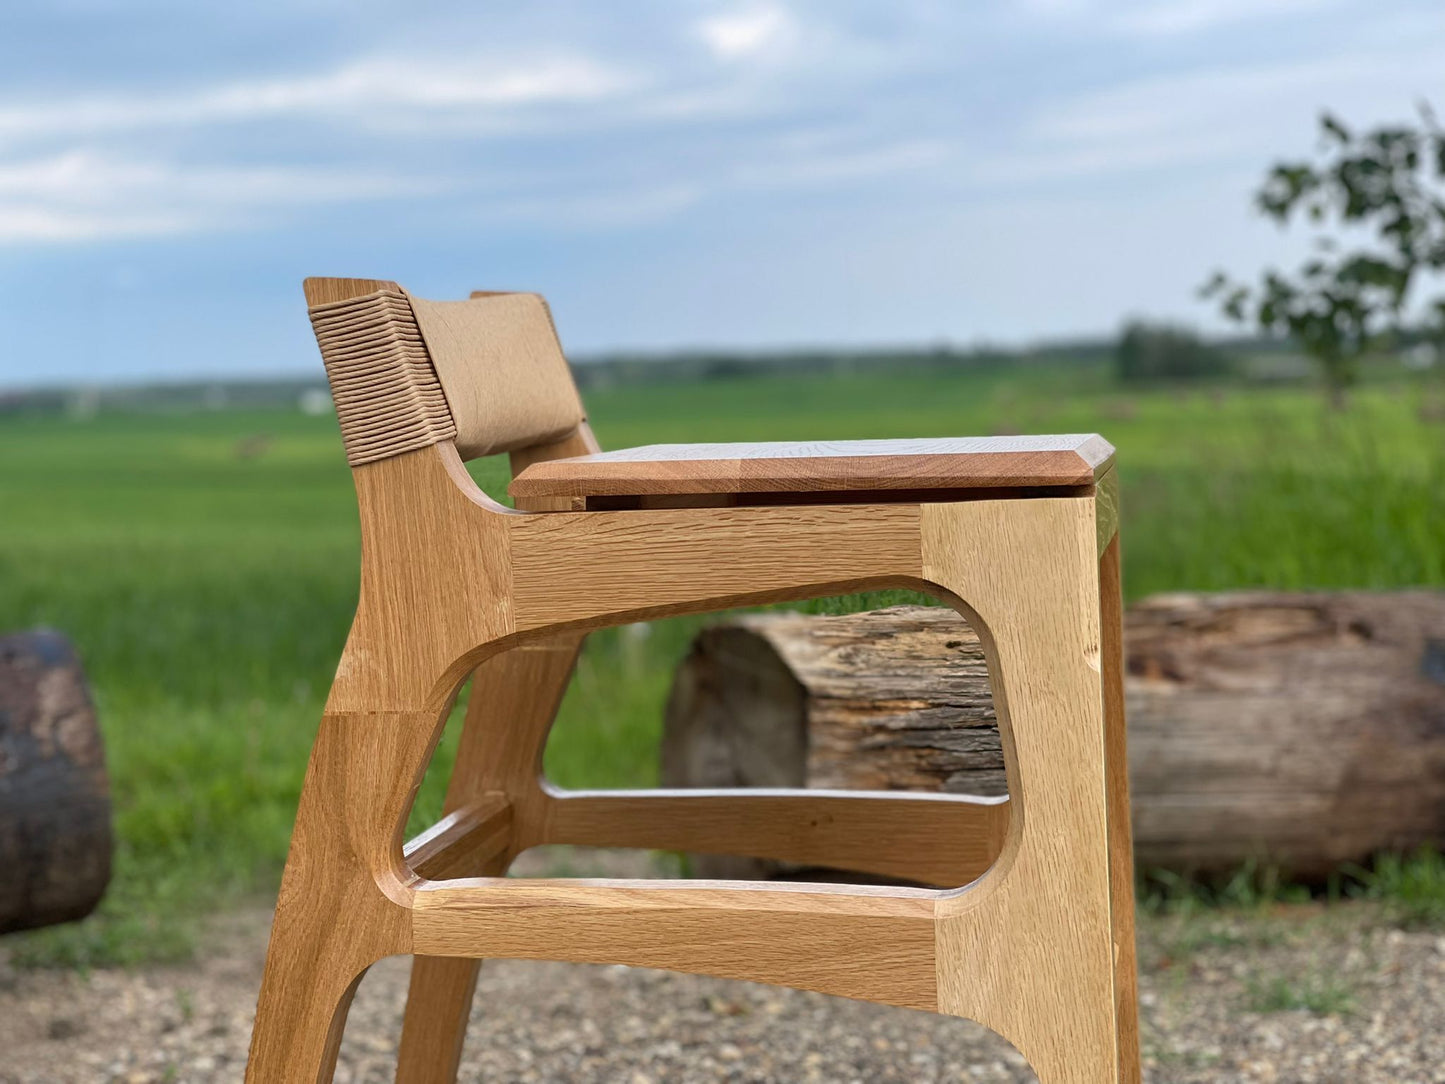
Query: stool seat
[{"left": 510, "top": 433, "right": 1114, "bottom": 504}]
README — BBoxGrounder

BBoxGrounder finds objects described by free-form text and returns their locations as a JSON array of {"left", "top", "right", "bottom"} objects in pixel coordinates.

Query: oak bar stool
[{"left": 245, "top": 277, "right": 1140, "bottom": 1084}]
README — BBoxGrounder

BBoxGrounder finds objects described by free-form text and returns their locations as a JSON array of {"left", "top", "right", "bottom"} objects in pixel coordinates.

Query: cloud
[
  {"left": 0, "top": 206, "right": 194, "bottom": 243},
  {"left": 695, "top": 4, "right": 798, "bottom": 59},
  {"left": 477, "top": 183, "right": 704, "bottom": 229},
  {"left": 1015, "top": 0, "right": 1336, "bottom": 37},
  {"left": 1113, "top": 0, "right": 1332, "bottom": 37},
  {"left": 1006, "top": 45, "right": 1444, "bottom": 184},
  {"left": 0, "top": 52, "right": 631, "bottom": 144},
  {"left": 0, "top": 150, "right": 432, "bottom": 242},
  {"left": 730, "top": 137, "right": 952, "bottom": 188}
]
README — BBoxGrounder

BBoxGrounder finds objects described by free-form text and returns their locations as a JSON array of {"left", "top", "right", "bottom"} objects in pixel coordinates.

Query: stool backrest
[{"left": 304, "top": 277, "right": 586, "bottom": 467}]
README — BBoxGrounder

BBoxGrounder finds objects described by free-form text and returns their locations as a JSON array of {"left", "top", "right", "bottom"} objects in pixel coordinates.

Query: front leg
[
  {"left": 247, "top": 712, "right": 436, "bottom": 1084},
  {"left": 395, "top": 638, "right": 583, "bottom": 1084},
  {"left": 921, "top": 496, "right": 1139, "bottom": 1084}
]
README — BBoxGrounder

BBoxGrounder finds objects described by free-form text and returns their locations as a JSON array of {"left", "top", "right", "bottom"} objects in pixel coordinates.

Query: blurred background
[{"left": 2, "top": 2, "right": 1444, "bottom": 1079}]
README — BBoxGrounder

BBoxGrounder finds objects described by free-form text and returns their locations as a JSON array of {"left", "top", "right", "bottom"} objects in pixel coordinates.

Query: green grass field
[{"left": 3, "top": 360, "right": 1444, "bottom": 965}]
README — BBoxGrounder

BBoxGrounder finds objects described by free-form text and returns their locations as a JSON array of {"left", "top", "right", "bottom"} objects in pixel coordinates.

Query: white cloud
[
  {"left": 0, "top": 150, "right": 432, "bottom": 242},
  {"left": 731, "top": 138, "right": 952, "bottom": 188},
  {"left": 1012, "top": 46, "right": 1443, "bottom": 183},
  {"left": 696, "top": 4, "right": 797, "bottom": 59},
  {"left": 480, "top": 183, "right": 704, "bottom": 229},
  {"left": 1114, "top": 0, "right": 1332, "bottom": 37},
  {"left": 970, "top": 131, "right": 1243, "bottom": 185},
  {"left": 1015, "top": 0, "right": 1336, "bottom": 37},
  {"left": 0, "top": 53, "right": 630, "bottom": 143},
  {"left": 0, "top": 205, "right": 194, "bottom": 243}
]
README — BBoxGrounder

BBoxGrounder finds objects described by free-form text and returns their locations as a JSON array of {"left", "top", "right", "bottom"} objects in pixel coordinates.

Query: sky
[{"left": 1, "top": 0, "right": 1443, "bottom": 386}]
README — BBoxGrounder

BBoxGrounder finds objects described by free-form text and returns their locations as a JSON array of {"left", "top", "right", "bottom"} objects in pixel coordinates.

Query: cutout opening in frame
[{"left": 539, "top": 589, "right": 1011, "bottom": 891}]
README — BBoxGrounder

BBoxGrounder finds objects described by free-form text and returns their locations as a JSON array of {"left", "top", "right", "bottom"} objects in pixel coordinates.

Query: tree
[
  {"left": 1115, "top": 320, "right": 1230, "bottom": 384},
  {"left": 1202, "top": 106, "right": 1445, "bottom": 406}
]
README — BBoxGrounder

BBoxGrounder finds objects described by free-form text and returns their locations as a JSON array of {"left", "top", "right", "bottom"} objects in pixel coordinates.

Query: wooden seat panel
[{"left": 509, "top": 434, "right": 1114, "bottom": 501}]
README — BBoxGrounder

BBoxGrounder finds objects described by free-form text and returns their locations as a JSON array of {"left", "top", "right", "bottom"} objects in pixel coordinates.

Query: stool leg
[
  {"left": 247, "top": 712, "right": 436, "bottom": 1084},
  {"left": 395, "top": 638, "right": 583, "bottom": 1084},
  {"left": 394, "top": 955, "right": 488, "bottom": 1084},
  {"left": 1099, "top": 535, "right": 1142, "bottom": 1083},
  {"left": 923, "top": 498, "right": 1140, "bottom": 1084}
]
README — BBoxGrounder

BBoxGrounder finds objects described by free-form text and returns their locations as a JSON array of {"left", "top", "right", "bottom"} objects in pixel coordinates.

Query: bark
[
  {"left": 0, "top": 629, "right": 112, "bottom": 933},
  {"left": 662, "top": 595, "right": 1445, "bottom": 878}
]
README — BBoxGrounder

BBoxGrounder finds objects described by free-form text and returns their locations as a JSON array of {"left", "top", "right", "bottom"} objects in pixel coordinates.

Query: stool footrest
[
  {"left": 404, "top": 795, "right": 512, "bottom": 880},
  {"left": 539, "top": 787, "right": 1009, "bottom": 887},
  {"left": 410, "top": 876, "right": 943, "bottom": 1010}
]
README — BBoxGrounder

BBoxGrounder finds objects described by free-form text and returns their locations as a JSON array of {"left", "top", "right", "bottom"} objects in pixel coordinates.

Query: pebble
[{"left": 0, "top": 899, "right": 1440, "bottom": 1082}]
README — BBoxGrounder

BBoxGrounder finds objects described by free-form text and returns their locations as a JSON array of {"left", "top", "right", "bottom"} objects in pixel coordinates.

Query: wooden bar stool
[{"left": 244, "top": 277, "right": 1140, "bottom": 1084}]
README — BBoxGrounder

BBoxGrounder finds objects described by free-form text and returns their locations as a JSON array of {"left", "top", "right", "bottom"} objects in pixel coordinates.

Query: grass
[
  {"left": 1346, "top": 847, "right": 1445, "bottom": 927},
  {"left": 2, "top": 360, "right": 1444, "bottom": 965},
  {"left": 1140, "top": 862, "right": 1313, "bottom": 919},
  {"left": 1244, "top": 972, "right": 1356, "bottom": 1016}
]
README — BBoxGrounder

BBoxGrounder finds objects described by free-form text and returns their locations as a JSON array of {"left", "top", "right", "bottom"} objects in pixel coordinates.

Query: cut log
[
  {"left": 0, "top": 629, "right": 112, "bottom": 933},
  {"left": 661, "top": 594, "right": 1445, "bottom": 879}
]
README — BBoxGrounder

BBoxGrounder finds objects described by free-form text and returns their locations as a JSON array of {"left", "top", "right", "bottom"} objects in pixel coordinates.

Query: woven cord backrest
[
  {"left": 305, "top": 279, "right": 585, "bottom": 467},
  {"left": 308, "top": 287, "right": 457, "bottom": 467}
]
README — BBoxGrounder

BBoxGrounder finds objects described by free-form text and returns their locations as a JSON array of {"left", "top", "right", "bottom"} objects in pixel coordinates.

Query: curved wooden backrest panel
[{"left": 303, "top": 277, "right": 586, "bottom": 466}]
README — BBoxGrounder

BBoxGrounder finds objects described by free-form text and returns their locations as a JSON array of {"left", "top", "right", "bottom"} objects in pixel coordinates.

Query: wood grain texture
[
  {"left": 1100, "top": 536, "right": 1142, "bottom": 1082},
  {"left": 328, "top": 444, "right": 516, "bottom": 714},
  {"left": 664, "top": 607, "right": 1004, "bottom": 797},
  {"left": 668, "top": 592, "right": 1445, "bottom": 879},
  {"left": 246, "top": 711, "right": 434, "bottom": 1083},
  {"left": 508, "top": 423, "right": 600, "bottom": 511},
  {"left": 509, "top": 502, "right": 925, "bottom": 632},
  {"left": 303, "top": 277, "right": 398, "bottom": 306},
  {"left": 922, "top": 497, "right": 1134, "bottom": 1083},
  {"left": 659, "top": 607, "right": 1008, "bottom": 884},
  {"left": 401, "top": 798, "right": 512, "bottom": 882},
  {"left": 510, "top": 434, "right": 1114, "bottom": 500},
  {"left": 1125, "top": 589, "right": 1445, "bottom": 876},
  {"left": 395, "top": 635, "right": 586, "bottom": 1084},
  {"left": 411, "top": 877, "right": 941, "bottom": 1011},
  {"left": 539, "top": 788, "right": 1009, "bottom": 888},
  {"left": 252, "top": 275, "right": 1136, "bottom": 1082},
  {"left": 1095, "top": 465, "right": 1120, "bottom": 557}
]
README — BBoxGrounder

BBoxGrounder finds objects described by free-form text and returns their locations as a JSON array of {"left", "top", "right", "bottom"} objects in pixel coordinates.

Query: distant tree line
[{"left": 1114, "top": 321, "right": 1232, "bottom": 384}]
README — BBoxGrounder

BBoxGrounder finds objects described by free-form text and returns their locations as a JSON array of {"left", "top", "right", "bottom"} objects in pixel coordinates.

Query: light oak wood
[
  {"left": 246, "top": 277, "right": 1139, "bottom": 1084},
  {"left": 510, "top": 434, "right": 1115, "bottom": 503},
  {"left": 922, "top": 497, "right": 1133, "bottom": 1082},
  {"left": 538, "top": 788, "right": 1009, "bottom": 887},
  {"left": 1101, "top": 535, "right": 1143, "bottom": 1082},
  {"left": 411, "top": 877, "right": 941, "bottom": 1011}
]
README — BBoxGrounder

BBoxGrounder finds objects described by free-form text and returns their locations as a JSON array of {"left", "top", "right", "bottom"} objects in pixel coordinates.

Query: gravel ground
[{"left": 1, "top": 871, "right": 1442, "bottom": 1083}]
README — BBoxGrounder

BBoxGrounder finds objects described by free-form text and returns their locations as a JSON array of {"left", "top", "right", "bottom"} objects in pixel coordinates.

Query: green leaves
[{"left": 1204, "top": 105, "right": 1445, "bottom": 403}]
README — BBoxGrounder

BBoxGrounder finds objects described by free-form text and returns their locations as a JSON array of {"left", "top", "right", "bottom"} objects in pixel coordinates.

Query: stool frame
[{"left": 245, "top": 278, "right": 1140, "bottom": 1084}]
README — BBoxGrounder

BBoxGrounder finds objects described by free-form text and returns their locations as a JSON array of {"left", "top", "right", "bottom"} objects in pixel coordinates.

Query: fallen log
[
  {"left": 660, "top": 594, "right": 1445, "bottom": 880},
  {"left": 0, "top": 629, "right": 113, "bottom": 933}
]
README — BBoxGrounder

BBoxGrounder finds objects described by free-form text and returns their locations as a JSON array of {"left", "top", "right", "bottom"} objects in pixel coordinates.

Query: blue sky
[{"left": 1, "top": 0, "right": 1442, "bottom": 386}]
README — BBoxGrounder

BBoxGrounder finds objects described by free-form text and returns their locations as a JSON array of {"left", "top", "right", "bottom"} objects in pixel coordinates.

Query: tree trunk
[
  {"left": 661, "top": 595, "right": 1445, "bottom": 879},
  {"left": 0, "top": 629, "right": 113, "bottom": 933}
]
